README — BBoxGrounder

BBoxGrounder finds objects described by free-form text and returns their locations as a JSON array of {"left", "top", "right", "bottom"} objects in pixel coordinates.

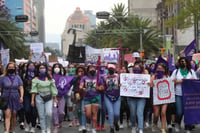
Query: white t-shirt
[{"left": 171, "top": 69, "right": 197, "bottom": 96}]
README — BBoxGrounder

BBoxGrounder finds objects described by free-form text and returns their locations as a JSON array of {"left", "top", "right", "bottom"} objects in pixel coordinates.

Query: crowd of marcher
[{"left": 0, "top": 52, "right": 200, "bottom": 133}]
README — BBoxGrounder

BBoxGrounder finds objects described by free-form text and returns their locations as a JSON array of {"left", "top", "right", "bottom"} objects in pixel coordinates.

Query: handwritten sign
[
  {"left": 31, "top": 53, "right": 45, "bottom": 62},
  {"left": 49, "top": 55, "right": 58, "bottom": 62},
  {"left": 30, "top": 43, "right": 43, "bottom": 53},
  {"left": 192, "top": 53, "right": 200, "bottom": 61},
  {"left": 153, "top": 78, "right": 175, "bottom": 105},
  {"left": 0, "top": 49, "right": 10, "bottom": 68},
  {"left": 120, "top": 73, "right": 150, "bottom": 98},
  {"left": 103, "top": 48, "right": 119, "bottom": 63}
]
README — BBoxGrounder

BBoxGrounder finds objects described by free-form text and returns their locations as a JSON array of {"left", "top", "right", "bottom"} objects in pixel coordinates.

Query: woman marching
[
  {"left": 30, "top": 63, "right": 58, "bottom": 133},
  {"left": 0, "top": 62, "right": 24, "bottom": 133},
  {"left": 24, "top": 62, "right": 37, "bottom": 133},
  {"left": 79, "top": 65, "right": 104, "bottom": 133},
  {"left": 128, "top": 62, "right": 149, "bottom": 133},
  {"left": 150, "top": 63, "right": 169, "bottom": 133},
  {"left": 103, "top": 64, "right": 121, "bottom": 133},
  {"left": 171, "top": 57, "right": 197, "bottom": 133}
]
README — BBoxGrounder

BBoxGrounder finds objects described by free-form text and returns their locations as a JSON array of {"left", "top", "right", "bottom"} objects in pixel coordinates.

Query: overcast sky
[{"left": 44, "top": 0, "right": 128, "bottom": 47}]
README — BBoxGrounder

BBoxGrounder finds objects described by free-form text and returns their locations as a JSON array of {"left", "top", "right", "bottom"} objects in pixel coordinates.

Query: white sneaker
[
  {"left": 41, "top": 130, "right": 45, "bottom": 133},
  {"left": 91, "top": 129, "right": 96, "bottom": 133},
  {"left": 131, "top": 127, "right": 136, "bottom": 133},
  {"left": 175, "top": 124, "right": 180, "bottom": 132},
  {"left": 78, "top": 126, "right": 83, "bottom": 132},
  {"left": 139, "top": 130, "right": 143, "bottom": 133},
  {"left": 25, "top": 126, "right": 30, "bottom": 132},
  {"left": 185, "top": 130, "right": 191, "bottom": 133},
  {"left": 145, "top": 122, "right": 150, "bottom": 128},
  {"left": 30, "top": 127, "right": 35, "bottom": 133},
  {"left": 119, "top": 124, "right": 124, "bottom": 129},
  {"left": 86, "top": 124, "right": 91, "bottom": 131},
  {"left": 46, "top": 128, "right": 51, "bottom": 133}
]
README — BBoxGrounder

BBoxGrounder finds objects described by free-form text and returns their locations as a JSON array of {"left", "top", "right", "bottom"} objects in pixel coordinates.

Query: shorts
[{"left": 83, "top": 95, "right": 101, "bottom": 106}]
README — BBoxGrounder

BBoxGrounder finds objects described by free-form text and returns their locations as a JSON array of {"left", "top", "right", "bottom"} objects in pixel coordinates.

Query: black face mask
[
  {"left": 89, "top": 70, "right": 95, "bottom": 76},
  {"left": 108, "top": 68, "right": 114, "bottom": 75},
  {"left": 180, "top": 63, "right": 185, "bottom": 69},
  {"left": 7, "top": 69, "right": 15, "bottom": 74}
]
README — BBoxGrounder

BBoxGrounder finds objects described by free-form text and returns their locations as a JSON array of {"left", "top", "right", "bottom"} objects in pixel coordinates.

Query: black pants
[{"left": 120, "top": 97, "right": 130, "bottom": 124}]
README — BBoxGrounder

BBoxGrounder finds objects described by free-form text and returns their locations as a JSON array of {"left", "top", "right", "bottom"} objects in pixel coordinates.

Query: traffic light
[
  {"left": 140, "top": 51, "right": 144, "bottom": 58},
  {"left": 161, "top": 48, "right": 166, "bottom": 55}
]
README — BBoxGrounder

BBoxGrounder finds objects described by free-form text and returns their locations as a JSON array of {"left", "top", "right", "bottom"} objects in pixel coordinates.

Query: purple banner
[{"left": 182, "top": 79, "right": 200, "bottom": 125}]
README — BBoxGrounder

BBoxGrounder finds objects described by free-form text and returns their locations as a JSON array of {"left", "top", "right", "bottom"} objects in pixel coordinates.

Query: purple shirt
[{"left": 80, "top": 75, "right": 103, "bottom": 99}]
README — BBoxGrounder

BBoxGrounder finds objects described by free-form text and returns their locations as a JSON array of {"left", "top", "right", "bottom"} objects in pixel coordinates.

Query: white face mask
[{"left": 54, "top": 68, "right": 60, "bottom": 74}]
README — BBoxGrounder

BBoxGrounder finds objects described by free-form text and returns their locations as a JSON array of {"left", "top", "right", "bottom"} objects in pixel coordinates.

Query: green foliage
[
  {"left": 0, "top": 6, "right": 29, "bottom": 61},
  {"left": 84, "top": 3, "right": 162, "bottom": 57},
  {"left": 165, "top": 0, "right": 200, "bottom": 29}
]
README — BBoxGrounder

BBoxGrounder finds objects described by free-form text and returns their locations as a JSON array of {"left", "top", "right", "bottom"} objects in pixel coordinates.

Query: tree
[
  {"left": 0, "top": 5, "right": 29, "bottom": 60},
  {"left": 84, "top": 3, "right": 162, "bottom": 56},
  {"left": 165, "top": 0, "right": 200, "bottom": 49}
]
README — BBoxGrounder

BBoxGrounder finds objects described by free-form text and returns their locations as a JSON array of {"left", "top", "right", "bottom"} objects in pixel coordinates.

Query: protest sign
[
  {"left": 31, "top": 53, "right": 45, "bottom": 62},
  {"left": 120, "top": 73, "right": 150, "bottom": 98},
  {"left": 30, "top": 43, "right": 43, "bottom": 53},
  {"left": 192, "top": 53, "right": 200, "bottom": 61},
  {"left": 124, "top": 54, "right": 133, "bottom": 63},
  {"left": 153, "top": 78, "right": 175, "bottom": 105},
  {"left": 0, "top": 49, "right": 10, "bottom": 68},
  {"left": 49, "top": 55, "right": 58, "bottom": 62},
  {"left": 182, "top": 80, "right": 200, "bottom": 125},
  {"left": 103, "top": 48, "right": 119, "bottom": 63},
  {"left": 85, "top": 45, "right": 103, "bottom": 63}
]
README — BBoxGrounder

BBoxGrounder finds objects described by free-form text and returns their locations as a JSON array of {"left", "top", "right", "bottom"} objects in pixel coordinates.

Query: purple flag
[
  {"left": 153, "top": 56, "right": 168, "bottom": 72},
  {"left": 184, "top": 39, "right": 196, "bottom": 60},
  {"left": 182, "top": 79, "right": 200, "bottom": 125},
  {"left": 168, "top": 50, "right": 176, "bottom": 72},
  {"left": 53, "top": 74, "right": 74, "bottom": 96}
]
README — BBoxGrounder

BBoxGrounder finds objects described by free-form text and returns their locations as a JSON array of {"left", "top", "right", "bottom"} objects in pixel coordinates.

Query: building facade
[
  {"left": 128, "top": 0, "right": 161, "bottom": 25},
  {"left": 61, "top": 7, "right": 91, "bottom": 57}
]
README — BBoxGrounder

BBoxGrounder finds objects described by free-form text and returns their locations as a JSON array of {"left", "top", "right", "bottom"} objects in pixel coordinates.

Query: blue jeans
[
  {"left": 35, "top": 95, "right": 53, "bottom": 131},
  {"left": 104, "top": 95, "right": 121, "bottom": 126},
  {"left": 175, "top": 95, "right": 183, "bottom": 125},
  {"left": 128, "top": 98, "right": 146, "bottom": 130},
  {"left": 77, "top": 99, "right": 86, "bottom": 126}
]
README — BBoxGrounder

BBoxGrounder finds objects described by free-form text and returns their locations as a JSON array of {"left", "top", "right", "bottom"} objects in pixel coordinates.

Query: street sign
[
  {"left": 96, "top": 11, "right": 110, "bottom": 19},
  {"left": 15, "top": 15, "right": 28, "bottom": 22},
  {"left": 30, "top": 31, "right": 38, "bottom": 36}
]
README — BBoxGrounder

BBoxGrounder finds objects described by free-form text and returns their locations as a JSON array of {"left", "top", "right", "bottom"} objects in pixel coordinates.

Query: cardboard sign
[
  {"left": 153, "top": 78, "right": 175, "bottom": 105},
  {"left": 49, "top": 55, "right": 58, "bottom": 62},
  {"left": 30, "top": 43, "right": 43, "bottom": 53},
  {"left": 120, "top": 73, "right": 150, "bottom": 98},
  {"left": 192, "top": 53, "right": 200, "bottom": 61}
]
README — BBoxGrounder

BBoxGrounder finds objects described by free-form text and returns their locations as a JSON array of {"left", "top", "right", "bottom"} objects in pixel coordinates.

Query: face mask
[
  {"left": 155, "top": 70, "right": 165, "bottom": 79},
  {"left": 39, "top": 69, "right": 46, "bottom": 74},
  {"left": 108, "top": 68, "right": 115, "bottom": 75},
  {"left": 133, "top": 68, "right": 141, "bottom": 74},
  {"left": 7, "top": 69, "right": 15, "bottom": 74},
  {"left": 89, "top": 70, "right": 95, "bottom": 76},
  {"left": 128, "top": 67, "right": 132, "bottom": 72},
  {"left": 28, "top": 66, "right": 35, "bottom": 72},
  {"left": 54, "top": 68, "right": 60, "bottom": 74},
  {"left": 180, "top": 62, "right": 185, "bottom": 69}
]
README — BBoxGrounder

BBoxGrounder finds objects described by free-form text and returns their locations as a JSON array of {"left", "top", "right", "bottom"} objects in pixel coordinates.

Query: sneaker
[
  {"left": 119, "top": 124, "right": 124, "bottom": 129},
  {"left": 101, "top": 125, "right": 106, "bottom": 130},
  {"left": 185, "top": 130, "right": 191, "bottom": 133},
  {"left": 139, "top": 130, "right": 143, "bottom": 133},
  {"left": 110, "top": 128, "right": 114, "bottom": 133},
  {"left": 30, "top": 127, "right": 36, "bottom": 133},
  {"left": 168, "top": 125, "right": 173, "bottom": 133},
  {"left": 41, "top": 130, "right": 46, "bottom": 133},
  {"left": 92, "top": 128, "right": 96, "bottom": 133},
  {"left": 20, "top": 122, "right": 25, "bottom": 129},
  {"left": 25, "top": 126, "right": 30, "bottom": 132},
  {"left": 114, "top": 123, "right": 119, "bottom": 131},
  {"left": 161, "top": 129, "right": 166, "bottom": 133},
  {"left": 145, "top": 122, "right": 150, "bottom": 128},
  {"left": 75, "top": 120, "right": 80, "bottom": 126},
  {"left": 96, "top": 124, "right": 100, "bottom": 130},
  {"left": 152, "top": 125, "right": 157, "bottom": 132},
  {"left": 175, "top": 124, "right": 180, "bottom": 132},
  {"left": 69, "top": 121, "right": 74, "bottom": 127},
  {"left": 46, "top": 128, "right": 51, "bottom": 133},
  {"left": 86, "top": 124, "right": 91, "bottom": 132},
  {"left": 131, "top": 127, "right": 136, "bottom": 133},
  {"left": 79, "top": 126, "right": 86, "bottom": 132}
]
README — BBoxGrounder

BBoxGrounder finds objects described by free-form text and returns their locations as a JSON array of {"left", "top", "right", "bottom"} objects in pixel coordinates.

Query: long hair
[
  {"left": 156, "top": 63, "right": 169, "bottom": 76},
  {"left": 52, "top": 63, "right": 63, "bottom": 75},
  {"left": 133, "top": 62, "right": 144, "bottom": 73},
  {"left": 178, "top": 57, "right": 191, "bottom": 70},
  {"left": 4, "top": 62, "right": 16, "bottom": 76},
  {"left": 35, "top": 63, "right": 52, "bottom": 80},
  {"left": 75, "top": 65, "right": 86, "bottom": 75},
  {"left": 25, "top": 62, "right": 35, "bottom": 79}
]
